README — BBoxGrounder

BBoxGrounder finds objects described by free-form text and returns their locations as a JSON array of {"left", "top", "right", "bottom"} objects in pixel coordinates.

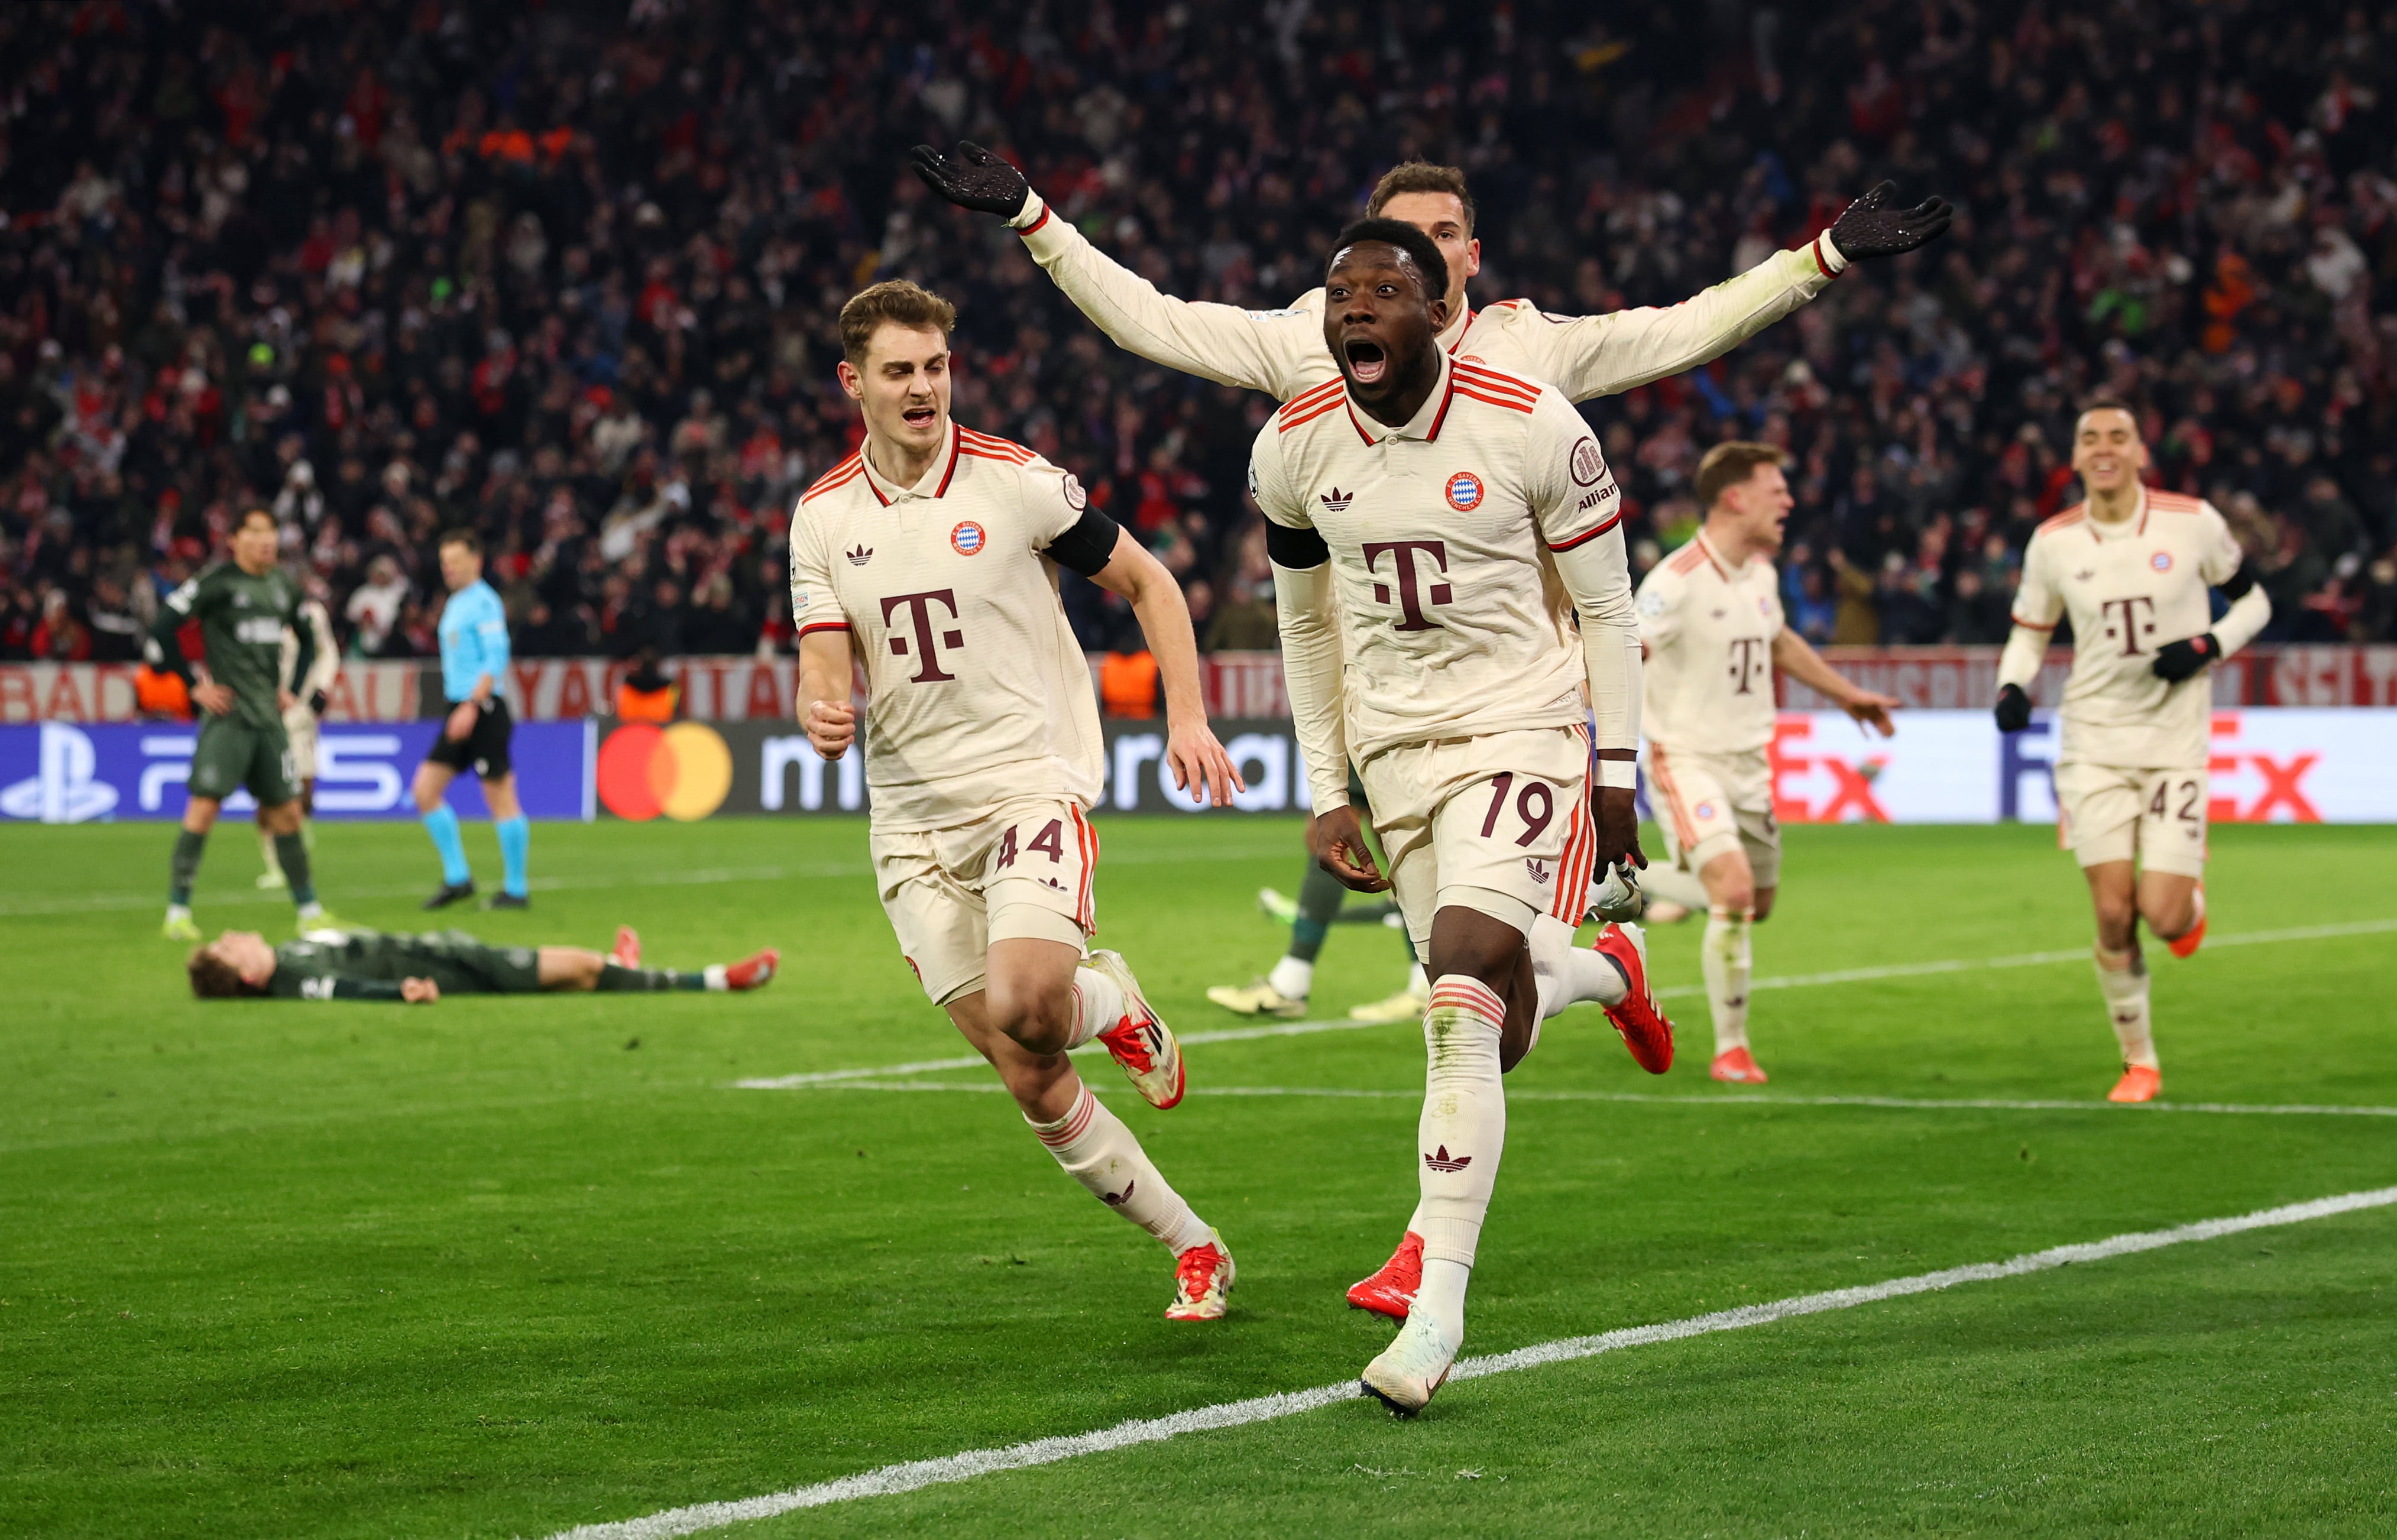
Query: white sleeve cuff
[
  {"left": 1008, "top": 192, "right": 1048, "bottom": 231},
  {"left": 1810, "top": 231, "right": 1849, "bottom": 276}
]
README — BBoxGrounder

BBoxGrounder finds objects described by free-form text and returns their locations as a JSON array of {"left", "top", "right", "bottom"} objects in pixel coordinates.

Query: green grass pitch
[{"left": 2, "top": 815, "right": 2393, "bottom": 1538}]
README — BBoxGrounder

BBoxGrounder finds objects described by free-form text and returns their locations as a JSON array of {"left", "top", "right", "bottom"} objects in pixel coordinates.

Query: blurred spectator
[{"left": 0, "top": 0, "right": 2392, "bottom": 664}]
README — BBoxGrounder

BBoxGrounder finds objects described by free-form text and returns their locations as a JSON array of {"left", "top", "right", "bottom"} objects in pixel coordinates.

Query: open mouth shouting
[
  {"left": 1345, "top": 338, "right": 1389, "bottom": 386},
  {"left": 901, "top": 402, "right": 939, "bottom": 431}
]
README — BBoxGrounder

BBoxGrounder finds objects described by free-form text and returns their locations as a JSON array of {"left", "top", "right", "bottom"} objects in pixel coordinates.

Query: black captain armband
[
  {"left": 1265, "top": 519, "right": 1331, "bottom": 569},
  {"left": 2217, "top": 560, "right": 2257, "bottom": 600},
  {"left": 1044, "top": 504, "right": 1123, "bottom": 577}
]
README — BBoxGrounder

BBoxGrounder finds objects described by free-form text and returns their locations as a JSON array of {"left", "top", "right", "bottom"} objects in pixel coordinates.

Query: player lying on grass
[
  {"left": 1248, "top": 220, "right": 1673, "bottom": 1412},
  {"left": 793, "top": 280, "right": 1246, "bottom": 1321},
  {"left": 1994, "top": 398, "right": 2270, "bottom": 1104},
  {"left": 150, "top": 505, "right": 338, "bottom": 941},
  {"left": 914, "top": 145, "right": 1949, "bottom": 419},
  {"left": 1633, "top": 443, "right": 1901, "bottom": 1084},
  {"left": 187, "top": 925, "right": 777, "bottom": 1002}
]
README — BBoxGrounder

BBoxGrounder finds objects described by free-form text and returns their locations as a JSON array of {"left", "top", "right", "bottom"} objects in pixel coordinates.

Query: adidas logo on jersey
[
  {"left": 1424, "top": 1146, "right": 1472, "bottom": 1172},
  {"left": 1320, "top": 487, "right": 1354, "bottom": 513},
  {"left": 846, "top": 545, "right": 873, "bottom": 566},
  {"left": 1525, "top": 858, "right": 1551, "bottom": 884}
]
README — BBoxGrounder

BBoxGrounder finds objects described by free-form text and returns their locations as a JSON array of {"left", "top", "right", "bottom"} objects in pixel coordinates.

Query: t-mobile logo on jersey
[
  {"left": 1728, "top": 636, "right": 1768, "bottom": 694},
  {"left": 2098, "top": 595, "right": 2159, "bottom": 657},
  {"left": 879, "top": 589, "right": 965, "bottom": 683},
  {"left": 1362, "top": 540, "right": 1452, "bottom": 631}
]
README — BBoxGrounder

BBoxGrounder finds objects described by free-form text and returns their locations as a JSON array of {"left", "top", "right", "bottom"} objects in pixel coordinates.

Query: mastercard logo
[{"left": 598, "top": 721, "right": 733, "bottom": 821}]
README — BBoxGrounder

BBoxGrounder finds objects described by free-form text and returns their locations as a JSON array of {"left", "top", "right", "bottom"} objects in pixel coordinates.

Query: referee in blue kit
[{"left": 413, "top": 529, "right": 529, "bottom": 909}]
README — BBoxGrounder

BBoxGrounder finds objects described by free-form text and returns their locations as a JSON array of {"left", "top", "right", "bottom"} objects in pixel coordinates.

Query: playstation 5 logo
[{"left": 0, "top": 723, "right": 121, "bottom": 823}]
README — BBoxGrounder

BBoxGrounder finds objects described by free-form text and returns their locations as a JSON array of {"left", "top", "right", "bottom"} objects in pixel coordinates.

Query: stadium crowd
[{"left": 3, "top": 0, "right": 2396, "bottom": 669}]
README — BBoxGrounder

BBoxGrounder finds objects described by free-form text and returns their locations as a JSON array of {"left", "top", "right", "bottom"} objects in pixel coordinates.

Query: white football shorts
[
  {"left": 2053, "top": 761, "right": 2208, "bottom": 878},
  {"left": 1645, "top": 743, "right": 1781, "bottom": 891},
  {"left": 872, "top": 797, "right": 1097, "bottom": 1006}
]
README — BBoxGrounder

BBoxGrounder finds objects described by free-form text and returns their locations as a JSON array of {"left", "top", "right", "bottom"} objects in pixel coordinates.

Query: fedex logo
[
  {"left": 1769, "top": 715, "right": 1891, "bottom": 823},
  {"left": 2205, "top": 712, "right": 2322, "bottom": 822}
]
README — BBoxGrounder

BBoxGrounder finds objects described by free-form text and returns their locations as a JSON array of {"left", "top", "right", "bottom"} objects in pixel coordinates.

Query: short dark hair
[
  {"left": 1366, "top": 162, "right": 1476, "bottom": 233},
  {"left": 1696, "top": 442, "right": 1790, "bottom": 509},
  {"left": 2076, "top": 394, "right": 2137, "bottom": 422},
  {"left": 839, "top": 278, "right": 958, "bottom": 367},
  {"left": 1329, "top": 218, "right": 1450, "bottom": 304},
  {"left": 236, "top": 505, "right": 277, "bottom": 532},
  {"left": 438, "top": 528, "right": 482, "bottom": 555},
  {"left": 188, "top": 946, "right": 264, "bottom": 998}
]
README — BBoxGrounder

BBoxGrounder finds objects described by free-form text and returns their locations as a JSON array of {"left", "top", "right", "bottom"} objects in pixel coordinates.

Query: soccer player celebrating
[
  {"left": 1994, "top": 400, "right": 2270, "bottom": 1103},
  {"left": 257, "top": 593, "right": 338, "bottom": 890},
  {"left": 912, "top": 145, "right": 1949, "bottom": 411},
  {"left": 1248, "top": 221, "right": 1667, "bottom": 1412},
  {"left": 149, "top": 506, "right": 334, "bottom": 939},
  {"left": 793, "top": 280, "right": 1248, "bottom": 1321},
  {"left": 414, "top": 530, "right": 530, "bottom": 910},
  {"left": 1634, "top": 443, "right": 1900, "bottom": 1084},
  {"left": 187, "top": 923, "right": 775, "bottom": 1002}
]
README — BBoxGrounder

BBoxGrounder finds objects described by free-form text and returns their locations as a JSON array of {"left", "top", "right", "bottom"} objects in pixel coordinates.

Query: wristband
[
  {"left": 1008, "top": 192, "right": 1048, "bottom": 232},
  {"left": 1596, "top": 758, "right": 1638, "bottom": 790},
  {"left": 1810, "top": 231, "right": 1850, "bottom": 276}
]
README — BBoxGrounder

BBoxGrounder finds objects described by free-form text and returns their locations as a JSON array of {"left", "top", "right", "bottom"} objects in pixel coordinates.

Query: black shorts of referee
[{"left": 425, "top": 697, "right": 515, "bottom": 779}]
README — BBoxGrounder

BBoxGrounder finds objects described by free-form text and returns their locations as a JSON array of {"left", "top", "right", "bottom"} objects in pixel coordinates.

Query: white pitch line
[
  {"left": 786, "top": 1079, "right": 2397, "bottom": 1118},
  {"left": 542, "top": 1184, "right": 2397, "bottom": 1540},
  {"left": 736, "top": 918, "right": 2397, "bottom": 1089}
]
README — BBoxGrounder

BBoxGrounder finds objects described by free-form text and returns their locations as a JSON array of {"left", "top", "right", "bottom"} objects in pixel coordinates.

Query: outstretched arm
[
  {"left": 1538, "top": 181, "right": 1953, "bottom": 403},
  {"left": 913, "top": 141, "right": 1319, "bottom": 399},
  {"left": 1773, "top": 630, "right": 1897, "bottom": 735}
]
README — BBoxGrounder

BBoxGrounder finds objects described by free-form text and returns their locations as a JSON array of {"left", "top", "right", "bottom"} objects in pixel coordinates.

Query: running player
[
  {"left": 793, "top": 279, "right": 1247, "bottom": 1321},
  {"left": 1994, "top": 400, "right": 2270, "bottom": 1103},
  {"left": 1635, "top": 443, "right": 1900, "bottom": 1083},
  {"left": 912, "top": 145, "right": 1949, "bottom": 411},
  {"left": 149, "top": 506, "right": 333, "bottom": 939},
  {"left": 257, "top": 592, "right": 338, "bottom": 890},
  {"left": 1249, "top": 221, "right": 1668, "bottom": 1412},
  {"left": 414, "top": 530, "right": 529, "bottom": 910},
  {"left": 187, "top": 923, "right": 776, "bottom": 1001}
]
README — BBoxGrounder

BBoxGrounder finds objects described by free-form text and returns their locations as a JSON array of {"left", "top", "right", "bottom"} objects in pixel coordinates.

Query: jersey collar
[
  {"left": 1692, "top": 529, "right": 1738, "bottom": 580},
  {"left": 1343, "top": 353, "right": 1460, "bottom": 446},
  {"left": 2085, "top": 483, "right": 2148, "bottom": 540},
  {"left": 1437, "top": 304, "right": 1475, "bottom": 355},
  {"left": 856, "top": 421, "right": 964, "bottom": 505}
]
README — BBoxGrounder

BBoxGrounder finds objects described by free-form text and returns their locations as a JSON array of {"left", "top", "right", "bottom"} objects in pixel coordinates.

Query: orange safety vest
[
  {"left": 135, "top": 664, "right": 192, "bottom": 719},
  {"left": 1099, "top": 650, "right": 1160, "bottom": 719},
  {"left": 616, "top": 679, "right": 678, "bottom": 724}
]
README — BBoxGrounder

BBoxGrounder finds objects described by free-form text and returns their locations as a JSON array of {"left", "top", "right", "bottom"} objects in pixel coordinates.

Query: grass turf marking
[
  {"left": 734, "top": 918, "right": 2397, "bottom": 1091},
  {"left": 796, "top": 1080, "right": 2397, "bottom": 1118},
  {"left": 542, "top": 1184, "right": 2397, "bottom": 1540}
]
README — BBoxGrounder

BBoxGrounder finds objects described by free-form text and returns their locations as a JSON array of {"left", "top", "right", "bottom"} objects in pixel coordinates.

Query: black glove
[
  {"left": 1994, "top": 682, "right": 2032, "bottom": 733},
  {"left": 909, "top": 140, "right": 1030, "bottom": 220},
  {"left": 1829, "top": 180, "right": 1954, "bottom": 261},
  {"left": 2152, "top": 633, "right": 2220, "bottom": 683},
  {"left": 307, "top": 688, "right": 328, "bottom": 717}
]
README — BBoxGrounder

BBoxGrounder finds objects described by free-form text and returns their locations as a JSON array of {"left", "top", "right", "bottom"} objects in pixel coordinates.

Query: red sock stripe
[
  {"left": 1034, "top": 1084, "right": 1097, "bottom": 1148},
  {"left": 1427, "top": 977, "right": 1505, "bottom": 1023}
]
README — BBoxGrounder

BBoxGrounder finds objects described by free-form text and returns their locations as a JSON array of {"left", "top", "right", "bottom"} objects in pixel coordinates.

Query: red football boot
[
  {"left": 1711, "top": 1046, "right": 1768, "bottom": 1084},
  {"left": 2109, "top": 1063, "right": 2161, "bottom": 1103},
  {"left": 2167, "top": 886, "right": 2206, "bottom": 959},
  {"left": 723, "top": 948, "right": 780, "bottom": 991},
  {"left": 611, "top": 926, "right": 641, "bottom": 967},
  {"left": 1347, "top": 1230, "right": 1424, "bottom": 1320},
  {"left": 1593, "top": 922, "right": 1674, "bottom": 1074}
]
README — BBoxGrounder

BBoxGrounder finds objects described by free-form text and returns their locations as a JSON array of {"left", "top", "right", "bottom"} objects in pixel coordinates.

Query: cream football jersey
[
  {"left": 789, "top": 423, "right": 1104, "bottom": 830},
  {"left": 1637, "top": 531, "right": 1785, "bottom": 756},
  {"left": 1247, "top": 355, "right": 1631, "bottom": 759},
  {"left": 1014, "top": 195, "right": 1840, "bottom": 404},
  {"left": 2011, "top": 487, "right": 2244, "bottom": 769}
]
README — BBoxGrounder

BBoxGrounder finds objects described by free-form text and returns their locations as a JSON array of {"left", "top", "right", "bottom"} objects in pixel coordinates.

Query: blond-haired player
[
  {"left": 1251, "top": 221, "right": 1669, "bottom": 1413},
  {"left": 794, "top": 280, "right": 1247, "bottom": 1319},
  {"left": 1635, "top": 443, "right": 1899, "bottom": 1084},
  {"left": 913, "top": 147, "right": 1950, "bottom": 409},
  {"left": 1994, "top": 400, "right": 2270, "bottom": 1103},
  {"left": 257, "top": 595, "right": 338, "bottom": 890}
]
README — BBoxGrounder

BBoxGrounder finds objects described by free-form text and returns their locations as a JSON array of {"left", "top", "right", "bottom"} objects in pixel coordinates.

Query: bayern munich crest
[
  {"left": 951, "top": 521, "right": 986, "bottom": 555},
  {"left": 1445, "top": 471, "right": 1484, "bottom": 511},
  {"left": 2152, "top": 550, "right": 2172, "bottom": 572}
]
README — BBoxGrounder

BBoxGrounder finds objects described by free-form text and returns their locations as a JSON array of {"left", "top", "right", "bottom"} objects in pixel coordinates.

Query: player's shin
[
  {"left": 1703, "top": 905, "right": 1755, "bottom": 1054},
  {"left": 597, "top": 962, "right": 708, "bottom": 991},
  {"left": 496, "top": 815, "right": 530, "bottom": 898},
  {"left": 169, "top": 828, "right": 206, "bottom": 908},
  {"left": 422, "top": 804, "right": 471, "bottom": 886},
  {"left": 1641, "top": 861, "right": 1711, "bottom": 914},
  {"left": 1026, "top": 1081, "right": 1213, "bottom": 1254},
  {"left": 1414, "top": 976, "right": 1508, "bottom": 1344},
  {"left": 273, "top": 829, "right": 322, "bottom": 917},
  {"left": 2094, "top": 943, "right": 2156, "bottom": 1068}
]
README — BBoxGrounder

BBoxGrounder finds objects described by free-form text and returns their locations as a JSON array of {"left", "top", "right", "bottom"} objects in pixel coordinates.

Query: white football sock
[
  {"left": 1528, "top": 913, "right": 1573, "bottom": 1022},
  {"left": 1572, "top": 944, "right": 1629, "bottom": 1007},
  {"left": 2094, "top": 944, "right": 2156, "bottom": 1068},
  {"left": 1064, "top": 965, "right": 1128, "bottom": 1049},
  {"left": 1703, "top": 905, "right": 1754, "bottom": 1055},
  {"left": 1640, "top": 859, "right": 1712, "bottom": 912},
  {"left": 1266, "top": 954, "right": 1313, "bottom": 1001},
  {"left": 1415, "top": 975, "right": 1507, "bottom": 1267},
  {"left": 1414, "top": 1256, "right": 1472, "bottom": 1346},
  {"left": 1027, "top": 1082, "right": 1212, "bottom": 1254}
]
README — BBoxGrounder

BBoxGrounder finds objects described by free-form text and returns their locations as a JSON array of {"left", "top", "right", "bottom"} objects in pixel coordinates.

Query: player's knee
[{"left": 986, "top": 978, "right": 1071, "bottom": 1054}]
